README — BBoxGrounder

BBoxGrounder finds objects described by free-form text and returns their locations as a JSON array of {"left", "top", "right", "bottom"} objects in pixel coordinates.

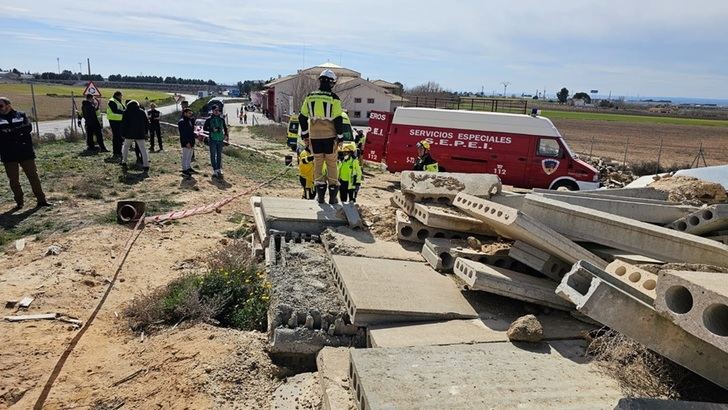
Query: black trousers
[
  {"left": 339, "top": 180, "right": 357, "bottom": 202},
  {"left": 149, "top": 121, "right": 162, "bottom": 150},
  {"left": 299, "top": 176, "right": 315, "bottom": 199},
  {"left": 86, "top": 124, "right": 105, "bottom": 149},
  {"left": 110, "top": 121, "right": 123, "bottom": 156}
]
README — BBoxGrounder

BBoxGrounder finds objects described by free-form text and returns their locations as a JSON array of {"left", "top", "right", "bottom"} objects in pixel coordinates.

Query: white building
[{"left": 263, "top": 63, "right": 406, "bottom": 125}]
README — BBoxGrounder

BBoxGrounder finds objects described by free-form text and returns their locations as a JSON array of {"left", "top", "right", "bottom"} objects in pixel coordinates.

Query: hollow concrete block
[
  {"left": 604, "top": 260, "right": 658, "bottom": 304},
  {"left": 422, "top": 238, "right": 517, "bottom": 273},
  {"left": 668, "top": 205, "right": 728, "bottom": 236},
  {"left": 454, "top": 258, "right": 573, "bottom": 311},
  {"left": 400, "top": 170, "right": 501, "bottom": 201},
  {"left": 522, "top": 194, "right": 728, "bottom": 267},
  {"left": 557, "top": 262, "right": 728, "bottom": 390},
  {"left": 453, "top": 193, "right": 607, "bottom": 269},
  {"left": 395, "top": 210, "right": 467, "bottom": 244},
  {"left": 390, "top": 191, "right": 415, "bottom": 215},
  {"left": 655, "top": 270, "right": 728, "bottom": 354},
  {"left": 411, "top": 203, "right": 495, "bottom": 235},
  {"left": 508, "top": 241, "right": 571, "bottom": 282}
]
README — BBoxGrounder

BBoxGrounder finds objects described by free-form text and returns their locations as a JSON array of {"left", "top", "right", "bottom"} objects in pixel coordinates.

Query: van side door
[{"left": 526, "top": 137, "right": 566, "bottom": 188}]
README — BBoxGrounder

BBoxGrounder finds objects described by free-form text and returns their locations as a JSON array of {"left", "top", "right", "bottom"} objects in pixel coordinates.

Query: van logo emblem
[{"left": 542, "top": 159, "right": 560, "bottom": 175}]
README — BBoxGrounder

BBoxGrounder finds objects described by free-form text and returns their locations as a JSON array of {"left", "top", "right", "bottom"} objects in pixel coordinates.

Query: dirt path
[{"left": 0, "top": 132, "right": 399, "bottom": 408}]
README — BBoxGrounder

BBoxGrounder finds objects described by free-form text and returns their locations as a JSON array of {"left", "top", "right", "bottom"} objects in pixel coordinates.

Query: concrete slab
[
  {"left": 508, "top": 240, "right": 571, "bottom": 281},
  {"left": 556, "top": 263, "right": 728, "bottom": 390},
  {"left": 395, "top": 209, "right": 467, "bottom": 244},
  {"left": 534, "top": 187, "right": 671, "bottom": 201},
  {"left": 260, "top": 197, "right": 348, "bottom": 234},
  {"left": 453, "top": 193, "right": 608, "bottom": 268},
  {"left": 317, "top": 347, "right": 356, "bottom": 410},
  {"left": 422, "top": 238, "right": 517, "bottom": 272},
  {"left": 668, "top": 204, "right": 728, "bottom": 236},
  {"left": 531, "top": 192, "right": 697, "bottom": 224},
  {"left": 708, "top": 234, "right": 728, "bottom": 245},
  {"left": 604, "top": 260, "right": 658, "bottom": 303},
  {"left": 321, "top": 227, "right": 424, "bottom": 262},
  {"left": 522, "top": 194, "right": 728, "bottom": 267},
  {"left": 655, "top": 270, "right": 728, "bottom": 354},
  {"left": 390, "top": 191, "right": 414, "bottom": 215},
  {"left": 580, "top": 243, "right": 665, "bottom": 265},
  {"left": 411, "top": 202, "right": 495, "bottom": 235},
  {"left": 489, "top": 191, "right": 526, "bottom": 210},
  {"left": 250, "top": 196, "right": 268, "bottom": 245},
  {"left": 454, "top": 258, "right": 573, "bottom": 311},
  {"left": 341, "top": 202, "right": 363, "bottom": 228},
  {"left": 331, "top": 255, "right": 478, "bottom": 326},
  {"left": 349, "top": 341, "right": 624, "bottom": 410},
  {"left": 271, "top": 372, "right": 322, "bottom": 410},
  {"left": 400, "top": 170, "right": 501, "bottom": 201}
]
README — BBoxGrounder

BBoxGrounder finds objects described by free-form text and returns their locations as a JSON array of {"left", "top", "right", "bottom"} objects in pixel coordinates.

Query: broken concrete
[
  {"left": 533, "top": 187, "right": 671, "bottom": 201},
  {"left": 522, "top": 194, "right": 728, "bottom": 267},
  {"left": 321, "top": 227, "right": 423, "bottom": 262},
  {"left": 556, "top": 264, "right": 728, "bottom": 390},
  {"left": 400, "top": 170, "right": 501, "bottom": 201},
  {"left": 668, "top": 204, "right": 728, "bottom": 236},
  {"left": 531, "top": 192, "right": 697, "bottom": 224},
  {"left": 317, "top": 347, "right": 356, "bottom": 410},
  {"left": 421, "top": 238, "right": 517, "bottom": 272},
  {"left": 655, "top": 270, "right": 728, "bottom": 354},
  {"left": 250, "top": 196, "right": 268, "bottom": 245},
  {"left": 271, "top": 372, "right": 322, "bottom": 410},
  {"left": 341, "top": 202, "right": 363, "bottom": 228},
  {"left": 508, "top": 241, "right": 571, "bottom": 281},
  {"left": 604, "top": 260, "right": 658, "bottom": 303},
  {"left": 330, "top": 255, "right": 478, "bottom": 326},
  {"left": 259, "top": 197, "right": 348, "bottom": 235},
  {"left": 367, "top": 319, "right": 507, "bottom": 347},
  {"left": 349, "top": 341, "right": 623, "bottom": 410},
  {"left": 411, "top": 202, "right": 495, "bottom": 235},
  {"left": 395, "top": 209, "right": 467, "bottom": 243},
  {"left": 390, "top": 191, "right": 415, "bottom": 215},
  {"left": 454, "top": 258, "right": 573, "bottom": 311},
  {"left": 453, "top": 193, "right": 608, "bottom": 268}
]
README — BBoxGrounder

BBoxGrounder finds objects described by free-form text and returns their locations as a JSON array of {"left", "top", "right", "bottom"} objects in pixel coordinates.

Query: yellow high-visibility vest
[{"left": 106, "top": 98, "right": 125, "bottom": 122}]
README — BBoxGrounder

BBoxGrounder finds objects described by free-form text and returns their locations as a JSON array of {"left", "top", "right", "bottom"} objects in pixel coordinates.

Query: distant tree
[
  {"left": 557, "top": 87, "right": 569, "bottom": 104},
  {"left": 393, "top": 81, "right": 404, "bottom": 96},
  {"left": 573, "top": 92, "right": 591, "bottom": 104},
  {"left": 408, "top": 81, "right": 445, "bottom": 95},
  {"left": 12, "top": 68, "right": 21, "bottom": 74}
]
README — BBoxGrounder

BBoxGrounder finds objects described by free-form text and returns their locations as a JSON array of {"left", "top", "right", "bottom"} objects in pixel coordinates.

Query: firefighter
[
  {"left": 106, "top": 91, "right": 126, "bottom": 158},
  {"left": 298, "top": 138, "right": 316, "bottom": 200},
  {"left": 298, "top": 69, "right": 344, "bottom": 204},
  {"left": 337, "top": 141, "right": 362, "bottom": 202},
  {"left": 413, "top": 140, "right": 439, "bottom": 172},
  {"left": 354, "top": 129, "right": 366, "bottom": 154}
]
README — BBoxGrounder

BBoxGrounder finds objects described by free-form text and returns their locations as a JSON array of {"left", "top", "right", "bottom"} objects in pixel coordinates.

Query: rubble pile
[{"left": 584, "top": 156, "right": 637, "bottom": 188}]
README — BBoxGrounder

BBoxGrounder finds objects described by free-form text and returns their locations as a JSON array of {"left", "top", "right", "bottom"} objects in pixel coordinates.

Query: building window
[
  {"left": 354, "top": 111, "right": 361, "bottom": 118},
  {"left": 354, "top": 97, "right": 362, "bottom": 103},
  {"left": 367, "top": 98, "right": 375, "bottom": 104}
]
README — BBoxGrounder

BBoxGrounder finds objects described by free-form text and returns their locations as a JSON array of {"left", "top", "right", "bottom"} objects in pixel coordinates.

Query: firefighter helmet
[
  {"left": 416, "top": 140, "right": 431, "bottom": 150},
  {"left": 340, "top": 141, "right": 357, "bottom": 152},
  {"left": 319, "top": 69, "right": 337, "bottom": 83}
]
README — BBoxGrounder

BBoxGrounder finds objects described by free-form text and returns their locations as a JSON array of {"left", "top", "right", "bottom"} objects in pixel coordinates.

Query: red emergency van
[{"left": 363, "top": 107, "right": 600, "bottom": 190}]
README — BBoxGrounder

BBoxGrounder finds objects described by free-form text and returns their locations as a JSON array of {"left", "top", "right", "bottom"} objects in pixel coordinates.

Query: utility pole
[
  {"left": 481, "top": 85, "right": 484, "bottom": 96},
  {"left": 501, "top": 81, "right": 511, "bottom": 98},
  {"left": 56, "top": 57, "right": 60, "bottom": 74},
  {"left": 87, "top": 58, "right": 91, "bottom": 75},
  {"left": 78, "top": 62, "right": 82, "bottom": 79}
]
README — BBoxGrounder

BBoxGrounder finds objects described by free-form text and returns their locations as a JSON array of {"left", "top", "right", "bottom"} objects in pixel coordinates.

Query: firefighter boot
[
  {"left": 316, "top": 185, "right": 327, "bottom": 204},
  {"left": 328, "top": 185, "right": 339, "bottom": 205}
]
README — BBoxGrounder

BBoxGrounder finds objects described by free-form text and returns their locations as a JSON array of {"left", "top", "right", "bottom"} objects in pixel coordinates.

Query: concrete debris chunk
[
  {"left": 340, "top": 202, "right": 363, "bottom": 228},
  {"left": 422, "top": 238, "right": 516, "bottom": 272},
  {"left": 604, "top": 260, "right": 658, "bottom": 303},
  {"left": 44, "top": 243, "right": 63, "bottom": 256},
  {"left": 508, "top": 241, "right": 571, "bottom": 282},
  {"left": 655, "top": 270, "right": 728, "bottom": 354},
  {"left": 317, "top": 347, "right": 356, "bottom": 410},
  {"left": 668, "top": 204, "right": 728, "bottom": 236},
  {"left": 453, "top": 192, "right": 607, "bottom": 268},
  {"left": 400, "top": 170, "right": 501, "bottom": 201},
  {"left": 454, "top": 258, "right": 573, "bottom": 311},
  {"left": 522, "top": 194, "right": 728, "bottom": 267},
  {"left": 368, "top": 319, "right": 508, "bottom": 348},
  {"left": 390, "top": 191, "right": 415, "bottom": 215},
  {"left": 395, "top": 209, "right": 466, "bottom": 244},
  {"left": 349, "top": 341, "right": 624, "bottom": 410},
  {"left": 411, "top": 202, "right": 495, "bottom": 235},
  {"left": 581, "top": 244, "right": 665, "bottom": 265},
  {"left": 259, "top": 197, "right": 347, "bottom": 235},
  {"left": 533, "top": 187, "right": 670, "bottom": 201},
  {"left": 321, "top": 227, "right": 423, "bottom": 262},
  {"left": 556, "top": 263, "right": 728, "bottom": 390},
  {"left": 507, "top": 314, "right": 544, "bottom": 342},
  {"left": 331, "top": 255, "right": 478, "bottom": 326}
]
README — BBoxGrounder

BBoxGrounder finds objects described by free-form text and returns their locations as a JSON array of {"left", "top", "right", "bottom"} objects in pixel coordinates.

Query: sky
[{"left": 3, "top": 1, "right": 728, "bottom": 99}]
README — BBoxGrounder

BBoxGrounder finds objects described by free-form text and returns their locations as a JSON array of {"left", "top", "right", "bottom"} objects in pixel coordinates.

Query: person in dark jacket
[
  {"left": 147, "top": 103, "right": 162, "bottom": 151},
  {"left": 177, "top": 108, "right": 196, "bottom": 177},
  {"left": 120, "top": 100, "right": 149, "bottom": 171},
  {"left": 0, "top": 97, "right": 50, "bottom": 208},
  {"left": 82, "top": 94, "right": 107, "bottom": 152}
]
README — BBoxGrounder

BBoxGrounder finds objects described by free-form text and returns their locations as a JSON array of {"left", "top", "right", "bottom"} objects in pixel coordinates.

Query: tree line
[{"left": 31, "top": 70, "right": 216, "bottom": 85}]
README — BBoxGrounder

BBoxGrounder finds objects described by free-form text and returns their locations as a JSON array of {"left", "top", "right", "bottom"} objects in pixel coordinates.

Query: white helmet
[{"left": 319, "top": 69, "right": 337, "bottom": 83}]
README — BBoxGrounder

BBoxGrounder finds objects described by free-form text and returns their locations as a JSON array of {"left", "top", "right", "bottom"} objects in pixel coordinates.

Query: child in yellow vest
[
  {"left": 298, "top": 139, "right": 315, "bottom": 199},
  {"left": 337, "top": 142, "right": 362, "bottom": 202}
]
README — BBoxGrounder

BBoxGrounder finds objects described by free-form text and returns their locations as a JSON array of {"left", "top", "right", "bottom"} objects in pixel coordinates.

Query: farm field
[
  {"left": 0, "top": 83, "right": 174, "bottom": 121},
  {"left": 542, "top": 109, "right": 728, "bottom": 127}
]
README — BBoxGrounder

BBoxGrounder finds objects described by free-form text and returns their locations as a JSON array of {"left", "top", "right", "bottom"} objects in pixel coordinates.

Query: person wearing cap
[
  {"left": 0, "top": 97, "right": 50, "bottom": 208},
  {"left": 120, "top": 100, "right": 150, "bottom": 171},
  {"left": 202, "top": 105, "right": 228, "bottom": 178},
  {"left": 297, "top": 138, "right": 316, "bottom": 199},
  {"left": 337, "top": 141, "right": 362, "bottom": 202},
  {"left": 147, "top": 102, "right": 162, "bottom": 152},
  {"left": 298, "top": 68, "right": 344, "bottom": 204},
  {"left": 106, "top": 91, "right": 126, "bottom": 158},
  {"left": 413, "top": 139, "right": 440, "bottom": 172},
  {"left": 82, "top": 94, "right": 107, "bottom": 152}
]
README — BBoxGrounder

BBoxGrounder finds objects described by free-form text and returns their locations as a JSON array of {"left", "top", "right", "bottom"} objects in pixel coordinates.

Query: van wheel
[{"left": 551, "top": 180, "right": 579, "bottom": 191}]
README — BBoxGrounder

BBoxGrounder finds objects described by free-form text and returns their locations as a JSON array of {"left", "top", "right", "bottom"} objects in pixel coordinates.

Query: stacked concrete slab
[
  {"left": 421, "top": 238, "right": 518, "bottom": 272},
  {"left": 400, "top": 170, "right": 502, "bottom": 201},
  {"left": 508, "top": 240, "right": 571, "bottom": 281},
  {"left": 668, "top": 204, "right": 728, "bottom": 236}
]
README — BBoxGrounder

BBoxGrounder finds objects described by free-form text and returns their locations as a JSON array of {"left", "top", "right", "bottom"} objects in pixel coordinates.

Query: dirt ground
[
  {"left": 0, "top": 123, "right": 396, "bottom": 409},
  {"left": 553, "top": 118, "right": 728, "bottom": 166}
]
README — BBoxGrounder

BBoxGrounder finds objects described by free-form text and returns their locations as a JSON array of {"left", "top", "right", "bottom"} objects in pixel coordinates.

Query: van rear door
[
  {"left": 363, "top": 111, "right": 393, "bottom": 163},
  {"left": 526, "top": 137, "right": 568, "bottom": 189}
]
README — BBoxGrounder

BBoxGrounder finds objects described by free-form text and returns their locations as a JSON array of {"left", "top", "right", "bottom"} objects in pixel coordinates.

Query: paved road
[
  {"left": 216, "top": 97, "right": 276, "bottom": 127},
  {"left": 35, "top": 93, "right": 197, "bottom": 135}
]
